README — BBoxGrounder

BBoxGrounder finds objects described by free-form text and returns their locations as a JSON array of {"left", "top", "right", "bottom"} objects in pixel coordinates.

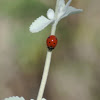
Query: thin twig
[
  {"left": 36, "top": 51, "right": 52, "bottom": 100},
  {"left": 36, "top": 21, "right": 57, "bottom": 100},
  {"left": 36, "top": 1, "right": 59, "bottom": 100}
]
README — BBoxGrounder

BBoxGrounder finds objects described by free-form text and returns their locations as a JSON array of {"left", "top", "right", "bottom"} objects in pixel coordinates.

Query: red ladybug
[{"left": 46, "top": 35, "right": 58, "bottom": 51}]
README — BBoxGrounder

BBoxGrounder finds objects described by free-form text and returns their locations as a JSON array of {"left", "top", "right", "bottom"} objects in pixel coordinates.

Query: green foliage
[
  {"left": 0, "top": 0, "right": 48, "bottom": 18},
  {"left": 0, "top": 0, "right": 51, "bottom": 72},
  {"left": 13, "top": 21, "right": 51, "bottom": 72}
]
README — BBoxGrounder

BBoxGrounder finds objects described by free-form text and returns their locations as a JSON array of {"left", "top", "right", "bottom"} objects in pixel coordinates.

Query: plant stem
[
  {"left": 36, "top": 21, "right": 58, "bottom": 100},
  {"left": 36, "top": 51, "right": 52, "bottom": 100},
  {"left": 36, "top": 1, "right": 59, "bottom": 100},
  {"left": 51, "top": 21, "right": 58, "bottom": 35}
]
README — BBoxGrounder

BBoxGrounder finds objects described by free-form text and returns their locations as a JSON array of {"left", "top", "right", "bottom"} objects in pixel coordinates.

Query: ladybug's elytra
[{"left": 46, "top": 35, "right": 58, "bottom": 51}]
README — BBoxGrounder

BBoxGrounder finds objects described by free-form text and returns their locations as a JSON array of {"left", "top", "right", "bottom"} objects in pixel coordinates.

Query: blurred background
[{"left": 0, "top": 0, "right": 100, "bottom": 100}]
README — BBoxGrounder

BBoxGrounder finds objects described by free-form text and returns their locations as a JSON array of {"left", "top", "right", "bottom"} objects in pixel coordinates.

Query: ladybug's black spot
[
  {"left": 49, "top": 42, "right": 50, "bottom": 43},
  {"left": 48, "top": 37, "right": 50, "bottom": 38},
  {"left": 54, "top": 43, "right": 55, "bottom": 44}
]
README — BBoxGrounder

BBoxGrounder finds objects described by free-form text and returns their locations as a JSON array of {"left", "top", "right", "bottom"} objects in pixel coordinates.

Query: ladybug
[{"left": 46, "top": 35, "right": 58, "bottom": 51}]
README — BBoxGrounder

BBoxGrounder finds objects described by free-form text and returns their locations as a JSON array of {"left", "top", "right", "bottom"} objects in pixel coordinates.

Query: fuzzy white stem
[
  {"left": 51, "top": 21, "right": 58, "bottom": 35},
  {"left": 36, "top": 21, "right": 57, "bottom": 100},
  {"left": 36, "top": 51, "right": 52, "bottom": 100},
  {"left": 36, "top": 1, "right": 59, "bottom": 100},
  {"left": 36, "top": 22, "right": 58, "bottom": 100}
]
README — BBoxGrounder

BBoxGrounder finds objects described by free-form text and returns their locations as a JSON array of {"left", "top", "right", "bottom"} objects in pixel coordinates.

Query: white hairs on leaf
[
  {"left": 4, "top": 96, "right": 46, "bottom": 100},
  {"left": 29, "top": 16, "right": 53, "bottom": 33},
  {"left": 47, "top": 9, "right": 55, "bottom": 20},
  {"left": 4, "top": 96, "right": 25, "bottom": 100},
  {"left": 65, "top": 0, "right": 72, "bottom": 10},
  {"left": 29, "top": 0, "right": 83, "bottom": 33},
  {"left": 62, "top": 6, "right": 83, "bottom": 18}
]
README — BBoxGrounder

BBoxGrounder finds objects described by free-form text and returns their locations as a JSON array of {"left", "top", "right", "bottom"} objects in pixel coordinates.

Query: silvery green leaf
[
  {"left": 42, "top": 98, "right": 46, "bottom": 100},
  {"left": 62, "top": 6, "right": 83, "bottom": 18},
  {"left": 55, "top": 0, "right": 65, "bottom": 16},
  {"left": 64, "top": 0, "right": 72, "bottom": 10},
  {"left": 4, "top": 96, "right": 25, "bottom": 100},
  {"left": 29, "top": 16, "right": 53, "bottom": 33},
  {"left": 59, "top": 0, "right": 65, "bottom": 8},
  {"left": 47, "top": 9, "right": 55, "bottom": 20}
]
